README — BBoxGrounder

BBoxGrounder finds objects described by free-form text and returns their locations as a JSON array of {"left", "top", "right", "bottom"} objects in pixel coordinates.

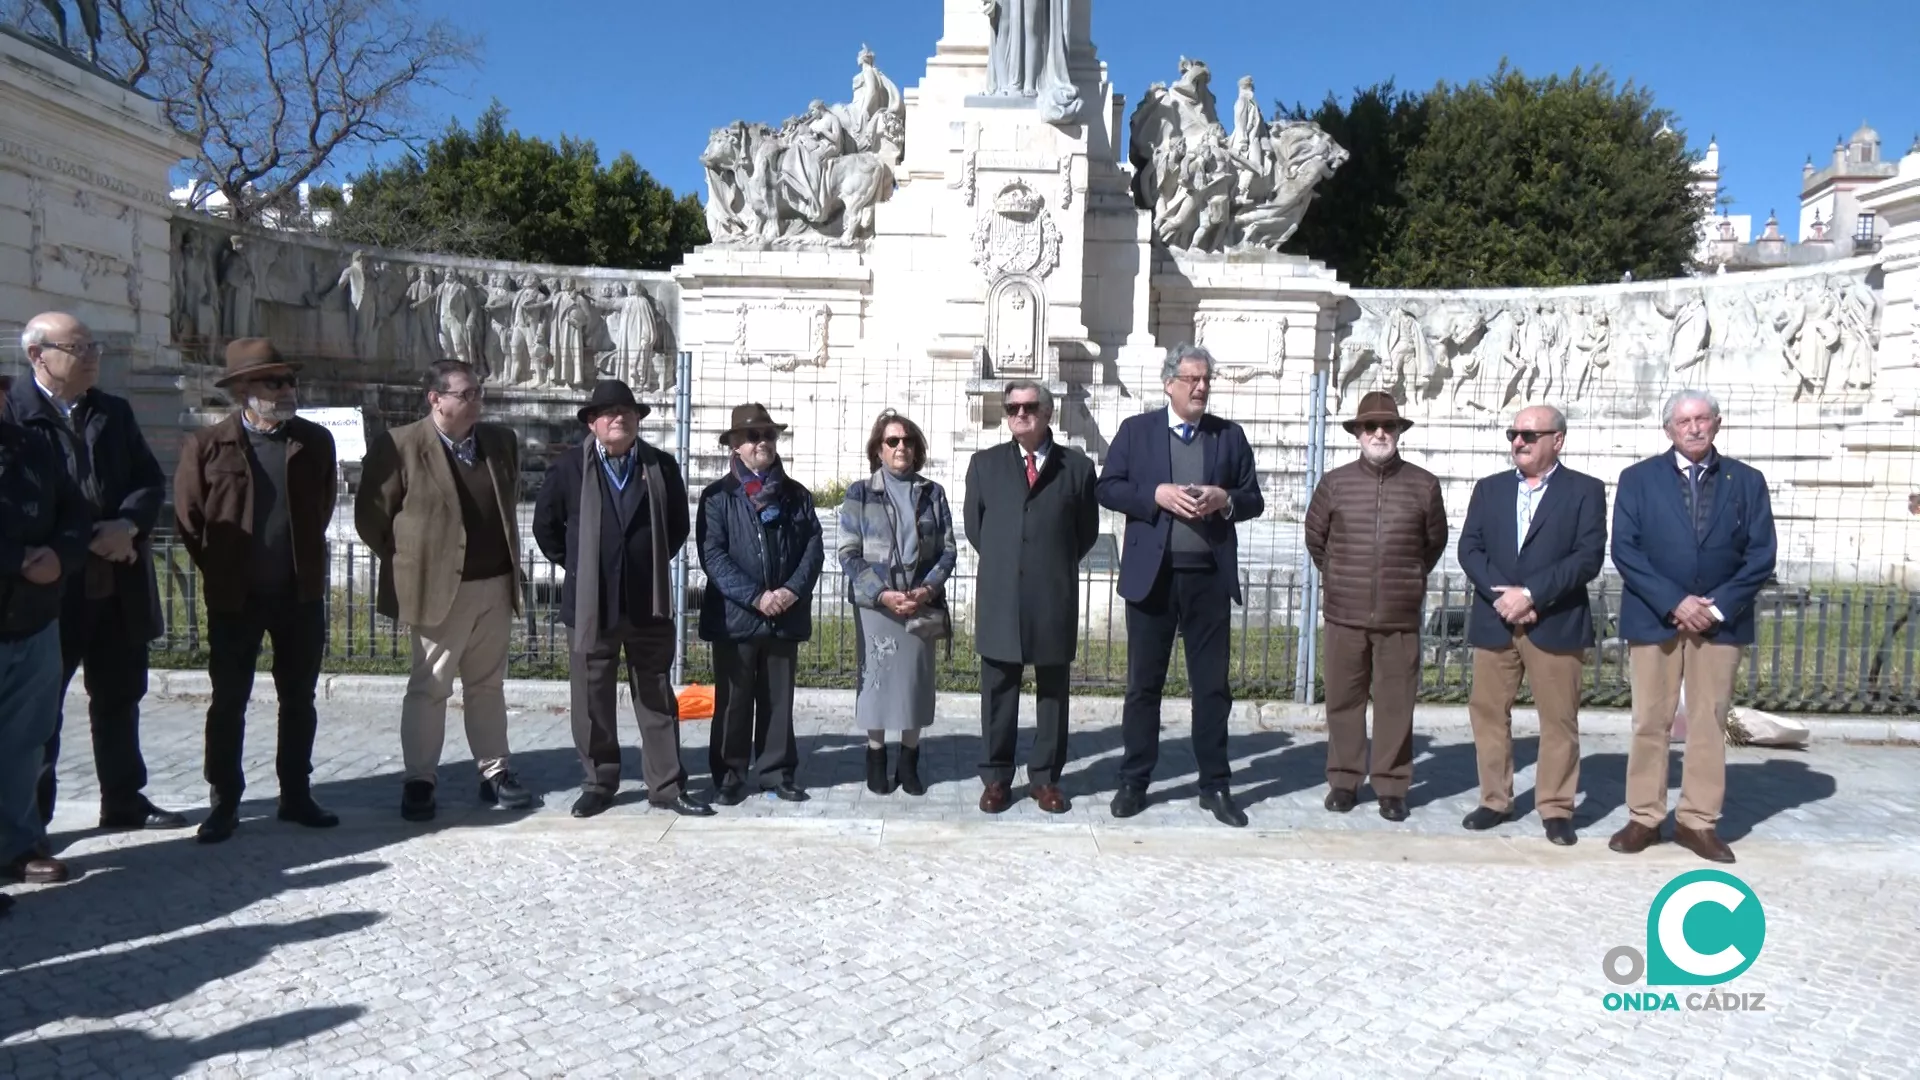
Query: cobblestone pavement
[{"left": 3, "top": 692, "right": 1917, "bottom": 1078}]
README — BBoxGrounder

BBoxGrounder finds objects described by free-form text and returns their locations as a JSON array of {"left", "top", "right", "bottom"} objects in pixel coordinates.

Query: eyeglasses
[
  {"left": 883, "top": 436, "right": 914, "bottom": 449},
  {"left": 1004, "top": 401, "right": 1043, "bottom": 417},
  {"left": 1359, "top": 421, "right": 1399, "bottom": 435},
  {"left": 251, "top": 376, "right": 297, "bottom": 391},
  {"left": 1505, "top": 429, "right": 1556, "bottom": 444},
  {"left": 739, "top": 427, "right": 778, "bottom": 443},
  {"left": 1169, "top": 375, "right": 1211, "bottom": 388},
  {"left": 44, "top": 341, "right": 102, "bottom": 358},
  {"left": 437, "top": 387, "right": 484, "bottom": 403}
]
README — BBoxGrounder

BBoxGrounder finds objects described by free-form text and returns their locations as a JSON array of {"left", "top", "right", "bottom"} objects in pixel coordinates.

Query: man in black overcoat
[{"left": 963, "top": 379, "right": 1099, "bottom": 814}]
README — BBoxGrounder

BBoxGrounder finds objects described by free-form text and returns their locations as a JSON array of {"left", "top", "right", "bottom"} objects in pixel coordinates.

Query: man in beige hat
[
  {"left": 173, "top": 338, "right": 340, "bottom": 843},
  {"left": 356, "top": 358, "right": 533, "bottom": 822},
  {"left": 1304, "top": 391, "right": 1448, "bottom": 821}
]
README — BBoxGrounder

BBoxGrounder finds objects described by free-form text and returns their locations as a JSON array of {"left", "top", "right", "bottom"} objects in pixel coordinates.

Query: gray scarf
[{"left": 572, "top": 434, "right": 672, "bottom": 651}]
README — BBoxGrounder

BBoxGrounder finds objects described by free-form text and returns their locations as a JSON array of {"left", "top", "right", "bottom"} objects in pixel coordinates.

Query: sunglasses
[
  {"left": 251, "top": 376, "right": 297, "bottom": 391},
  {"left": 883, "top": 436, "right": 915, "bottom": 449},
  {"left": 1004, "top": 401, "right": 1042, "bottom": 416},
  {"left": 1359, "top": 421, "right": 1399, "bottom": 435},
  {"left": 739, "top": 427, "right": 779, "bottom": 443},
  {"left": 1506, "top": 429, "right": 1555, "bottom": 444}
]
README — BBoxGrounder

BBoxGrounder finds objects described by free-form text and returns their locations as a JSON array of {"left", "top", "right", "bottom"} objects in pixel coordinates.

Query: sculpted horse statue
[
  {"left": 1231, "top": 122, "right": 1349, "bottom": 249},
  {"left": 700, "top": 120, "right": 895, "bottom": 244}
]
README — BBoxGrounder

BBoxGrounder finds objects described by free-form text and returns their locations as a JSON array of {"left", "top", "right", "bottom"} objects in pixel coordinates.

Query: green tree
[
  {"left": 1278, "top": 79, "right": 1431, "bottom": 286},
  {"left": 1373, "top": 63, "right": 1707, "bottom": 287},
  {"left": 326, "top": 102, "right": 708, "bottom": 269}
]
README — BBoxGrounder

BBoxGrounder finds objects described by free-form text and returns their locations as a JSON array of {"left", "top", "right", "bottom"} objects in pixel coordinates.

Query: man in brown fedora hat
[
  {"left": 696, "top": 402, "right": 824, "bottom": 805},
  {"left": 533, "top": 379, "right": 712, "bottom": 819},
  {"left": 174, "top": 337, "right": 340, "bottom": 842},
  {"left": 12, "top": 311, "right": 187, "bottom": 832},
  {"left": 1304, "top": 390, "right": 1448, "bottom": 822},
  {"left": 356, "top": 358, "right": 534, "bottom": 822}
]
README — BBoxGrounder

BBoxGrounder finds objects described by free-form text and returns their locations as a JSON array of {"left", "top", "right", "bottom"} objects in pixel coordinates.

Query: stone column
[{"left": 1860, "top": 146, "right": 1920, "bottom": 415}]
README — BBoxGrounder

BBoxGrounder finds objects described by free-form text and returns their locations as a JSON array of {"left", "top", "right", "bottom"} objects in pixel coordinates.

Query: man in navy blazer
[
  {"left": 1456, "top": 405, "right": 1606, "bottom": 847},
  {"left": 1608, "top": 389, "right": 1776, "bottom": 864},
  {"left": 1095, "top": 344, "right": 1265, "bottom": 827}
]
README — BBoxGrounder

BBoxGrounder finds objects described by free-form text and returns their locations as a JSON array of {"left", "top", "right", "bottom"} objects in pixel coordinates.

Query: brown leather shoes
[
  {"left": 1031, "top": 784, "right": 1069, "bottom": 814},
  {"left": 1608, "top": 820, "right": 1662, "bottom": 854},
  {"left": 979, "top": 781, "right": 1012, "bottom": 814},
  {"left": 1675, "top": 824, "right": 1736, "bottom": 864},
  {"left": 8, "top": 854, "right": 68, "bottom": 884}
]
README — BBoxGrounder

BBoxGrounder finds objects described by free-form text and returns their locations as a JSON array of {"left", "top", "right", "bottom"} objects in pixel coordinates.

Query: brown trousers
[
  {"left": 1466, "top": 630, "right": 1584, "bottom": 819},
  {"left": 1323, "top": 623, "right": 1419, "bottom": 797},
  {"left": 1627, "top": 634, "right": 1741, "bottom": 830}
]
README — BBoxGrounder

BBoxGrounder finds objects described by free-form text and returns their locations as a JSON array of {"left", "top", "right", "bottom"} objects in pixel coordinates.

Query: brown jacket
[
  {"left": 354, "top": 417, "right": 522, "bottom": 626},
  {"left": 1304, "top": 453, "right": 1449, "bottom": 632},
  {"left": 173, "top": 412, "right": 337, "bottom": 614}
]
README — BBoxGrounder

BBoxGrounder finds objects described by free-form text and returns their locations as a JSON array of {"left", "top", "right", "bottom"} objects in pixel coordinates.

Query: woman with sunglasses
[{"left": 836, "top": 410, "right": 956, "bottom": 796}]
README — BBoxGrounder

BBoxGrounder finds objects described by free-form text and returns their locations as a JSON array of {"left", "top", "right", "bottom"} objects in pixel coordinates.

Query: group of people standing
[{"left": 0, "top": 324, "right": 1775, "bottom": 917}]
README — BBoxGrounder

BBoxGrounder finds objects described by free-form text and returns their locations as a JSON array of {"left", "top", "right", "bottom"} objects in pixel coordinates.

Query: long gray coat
[{"left": 963, "top": 437, "right": 1100, "bottom": 666}]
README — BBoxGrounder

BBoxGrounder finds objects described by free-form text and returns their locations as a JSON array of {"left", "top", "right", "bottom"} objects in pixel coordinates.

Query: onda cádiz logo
[{"left": 1600, "top": 869, "right": 1768, "bottom": 1012}]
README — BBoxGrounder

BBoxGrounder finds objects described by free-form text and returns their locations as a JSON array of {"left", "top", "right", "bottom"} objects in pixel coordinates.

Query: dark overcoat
[{"left": 963, "top": 437, "right": 1099, "bottom": 667}]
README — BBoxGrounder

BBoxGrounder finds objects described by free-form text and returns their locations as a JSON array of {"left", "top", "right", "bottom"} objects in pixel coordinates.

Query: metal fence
[{"left": 144, "top": 529, "right": 1920, "bottom": 713}]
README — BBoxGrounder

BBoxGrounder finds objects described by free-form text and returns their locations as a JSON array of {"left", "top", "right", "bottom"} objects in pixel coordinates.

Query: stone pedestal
[{"left": 0, "top": 28, "right": 197, "bottom": 466}]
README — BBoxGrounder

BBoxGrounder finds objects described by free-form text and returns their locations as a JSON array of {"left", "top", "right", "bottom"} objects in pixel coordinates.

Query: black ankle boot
[
  {"left": 866, "top": 746, "right": 891, "bottom": 795},
  {"left": 895, "top": 744, "right": 925, "bottom": 796}
]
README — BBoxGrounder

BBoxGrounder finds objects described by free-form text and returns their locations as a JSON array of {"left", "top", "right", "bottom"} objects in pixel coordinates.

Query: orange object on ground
[{"left": 677, "top": 684, "right": 715, "bottom": 720}]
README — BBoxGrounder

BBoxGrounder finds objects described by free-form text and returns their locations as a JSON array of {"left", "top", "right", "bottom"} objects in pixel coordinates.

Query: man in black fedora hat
[
  {"left": 696, "top": 402, "right": 824, "bottom": 805},
  {"left": 1304, "top": 390, "right": 1448, "bottom": 822},
  {"left": 173, "top": 337, "right": 341, "bottom": 842},
  {"left": 533, "top": 379, "right": 712, "bottom": 818}
]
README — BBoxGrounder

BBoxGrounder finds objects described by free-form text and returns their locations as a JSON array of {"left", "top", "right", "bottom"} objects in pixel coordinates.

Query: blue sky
[{"left": 390, "top": 0, "right": 1918, "bottom": 237}]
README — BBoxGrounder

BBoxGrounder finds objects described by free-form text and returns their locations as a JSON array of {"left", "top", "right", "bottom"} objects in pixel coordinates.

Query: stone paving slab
[{"left": 2, "top": 692, "right": 1917, "bottom": 1076}]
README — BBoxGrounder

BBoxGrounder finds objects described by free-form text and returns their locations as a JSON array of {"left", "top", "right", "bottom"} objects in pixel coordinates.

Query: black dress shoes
[
  {"left": 480, "top": 772, "right": 535, "bottom": 811},
  {"left": 1378, "top": 796, "right": 1409, "bottom": 822},
  {"left": 767, "top": 781, "right": 809, "bottom": 803},
  {"left": 1544, "top": 818, "right": 1578, "bottom": 846},
  {"left": 1109, "top": 786, "right": 1147, "bottom": 819},
  {"left": 197, "top": 802, "right": 240, "bottom": 844},
  {"left": 714, "top": 782, "right": 748, "bottom": 807},
  {"left": 1198, "top": 790, "right": 1248, "bottom": 828},
  {"left": 655, "top": 793, "right": 716, "bottom": 817},
  {"left": 571, "top": 790, "right": 614, "bottom": 818},
  {"left": 99, "top": 798, "right": 191, "bottom": 831},
  {"left": 401, "top": 780, "right": 436, "bottom": 822},
  {"left": 1462, "top": 807, "right": 1511, "bottom": 831},
  {"left": 278, "top": 794, "right": 339, "bottom": 828},
  {"left": 1324, "top": 788, "right": 1357, "bottom": 813}
]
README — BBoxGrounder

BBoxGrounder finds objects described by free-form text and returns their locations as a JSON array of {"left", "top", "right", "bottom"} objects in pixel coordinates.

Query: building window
[{"left": 1856, "top": 213, "right": 1877, "bottom": 241}]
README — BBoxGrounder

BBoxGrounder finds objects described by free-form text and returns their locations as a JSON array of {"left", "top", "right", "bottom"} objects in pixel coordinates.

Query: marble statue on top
[
  {"left": 701, "top": 46, "right": 906, "bottom": 246},
  {"left": 978, "top": 0, "right": 1083, "bottom": 125},
  {"left": 1129, "top": 60, "right": 1348, "bottom": 253}
]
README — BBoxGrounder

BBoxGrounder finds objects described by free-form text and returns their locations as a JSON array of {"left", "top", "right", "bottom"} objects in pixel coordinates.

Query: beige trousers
[
  {"left": 400, "top": 574, "right": 514, "bottom": 783},
  {"left": 1467, "top": 630, "right": 1585, "bottom": 819},
  {"left": 1626, "top": 634, "right": 1742, "bottom": 830}
]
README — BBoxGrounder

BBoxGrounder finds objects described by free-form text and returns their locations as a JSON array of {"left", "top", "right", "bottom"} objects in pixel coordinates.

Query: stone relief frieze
[
  {"left": 169, "top": 216, "right": 677, "bottom": 391},
  {"left": 1332, "top": 263, "right": 1884, "bottom": 416},
  {"left": 1128, "top": 60, "right": 1348, "bottom": 253},
  {"left": 700, "top": 46, "right": 905, "bottom": 246}
]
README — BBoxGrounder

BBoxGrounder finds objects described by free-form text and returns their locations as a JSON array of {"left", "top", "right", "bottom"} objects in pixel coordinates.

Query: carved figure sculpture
[
  {"left": 981, "top": 0, "right": 1083, "bottom": 124},
  {"left": 479, "top": 272, "right": 515, "bottom": 382},
  {"left": 217, "top": 237, "right": 258, "bottom": 341},
  {"left": 592, "top": 283, "right": 666, "bottom": 392},
  {"left": 405, "top": 266, "right": 440, "bottom": 364},
  {"left": 504, "top": 278, "right": 552, "bottom": 386},
  {"left": 1778, "top": 289, "right": 1840, "bottom": 400},
  {"left": 1657, "top": 291, "right": 1711, "bottom": 373},
  {"left": 173, "top": 228, "right": 217, "bottom": 350},
  {"left": 1129, "top": 60, "right": 1346, "bottom": 253},
  {"left": 1833, "top": 279, "right": 1880, "bottom": 392},
  {"left": 845, "top": 45, "right": 905, "bottom": 164},
  {"left": 432, "top": 270, "right": 478, "bottom": 364},
  {"left": 1569, "top": 303, "right": 1612, "bottom": 400},
  {"left": 335, "top": 251, "right": 380, "bottom": 359}
]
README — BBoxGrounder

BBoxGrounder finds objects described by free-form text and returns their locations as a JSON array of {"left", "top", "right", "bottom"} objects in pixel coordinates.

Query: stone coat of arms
[{"left": 972, "top": 180, "right": 1061, "bottom": 280}]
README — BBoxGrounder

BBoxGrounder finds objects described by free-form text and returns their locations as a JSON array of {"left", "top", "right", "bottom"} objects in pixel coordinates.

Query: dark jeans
[
  {"left": 40, "top": 591, "right": 152, "bottom": 821},
  {"left": 204, "top": 596, "right": 326, "bottom": 801},
  {"left": 1119, "top": 568, "right": 1233, "bottom": 793},
  {"left": 571, "top": 617, "right": 686, "bottom": 802},
  {"left": 708, "top": 638, "right": 799, "bottom": 789},
  {"left": 979, "top": 659, "right": 1070, "bottom": 787},
  {"left": 0, "top": 623, "right": 62, "bottom": 863}
]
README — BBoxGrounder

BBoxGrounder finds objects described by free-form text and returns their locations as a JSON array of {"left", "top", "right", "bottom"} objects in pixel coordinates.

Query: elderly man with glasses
[
  {"left": 963, "top": 380, "right": 1099, "bottom": 815},
  {"left": 1608, "top": 389, "right": 1776, "bottom": 864},
  {"left": 356, "top": 359, "right": 534, "bottom": 822},
  {"left": 11, "top": 312, "right": 187, "bottom": 833},
  {"left": 1304, "top": 391, "right": 1448, "bottom": 822},
  {"left": 1455, "top": 405, "right": 1607, "bottom": 846}
]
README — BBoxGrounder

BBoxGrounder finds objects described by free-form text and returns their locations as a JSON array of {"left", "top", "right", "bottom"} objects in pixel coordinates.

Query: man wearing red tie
[{"left": 963, "top": 380, "right": 1099, "bottom": 814}]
